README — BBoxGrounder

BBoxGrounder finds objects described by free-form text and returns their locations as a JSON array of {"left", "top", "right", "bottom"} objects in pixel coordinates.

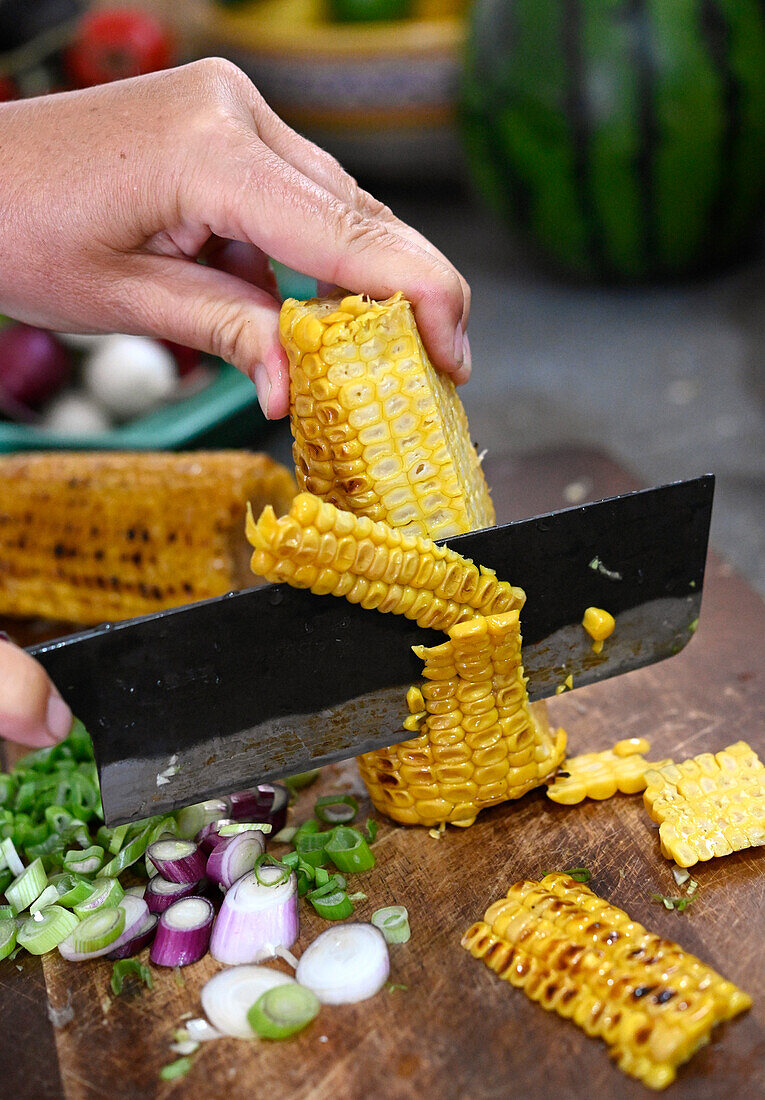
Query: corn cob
[
  {"left": 0, "top": 451, "right": 296, "bottom": 625},
  {"left": 546, "top": 737, "right": 671, "bottom": 805},
  {"left": 276, "top": 292, "right": 560, "bottom": 827},
  {"left": 281, "top": 292, "right": 495, "bottom": 540},
  {"left": 246, "top": 492, "right": 524, "bottom": 632},
  {"left": 358, "top": 613, "right": 565, "bottom": 827},
  {"left": 643, "top": 740, "right": 765, "bottom": 868},
  {"left": 462, "top": 873, "right": 751, "bottom": 1090}
]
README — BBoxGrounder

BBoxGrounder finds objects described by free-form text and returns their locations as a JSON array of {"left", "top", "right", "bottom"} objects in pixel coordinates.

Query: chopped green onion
[
  {"left": 253, "top": 853, "right": 291, "bottom": 887},
  {"left": 63, "top": 845, "right": 104, "bottom": 875},
  {"left": 51, "top": 874, "right": 94, "bottom": 909},
  {"left": 651, "top": 892, "right": 696, "bottom": 912},
  {"left": 361, "top": 818, "right": 378, "bottom": 843},
  {"left": 71, "top": 907, "right": 126, "bottom": 953},
  {"left": 284, "top": 770, "right": 320, "bottom": 795},
  {"left": 217, "top": 822, "right": 272, "bottom": 837},
  {"left": 0, "top": 836, "right": 25, "bottom": 876},
  {"left": 271, "top": 825, "right": 298, "bottom": 844},
  {"left": 0, "top": 869, "right": 13, "bottom": 896},
  {"left": 687, "top": 878, "right": 699, "bottom": 897},
  {"left": 371, "top": 905, "right": 410, "bottom": 944},
  {"left": 386, "top": 982, "right": 408, "bottom": 993},
  {"left": 73, "top": 877, "right": 124, "bottom": 918},
  {"left": 314, "top": 794, "right": 358, "bottom": 825},
  {"left": 111, "top": 958, "right": 154, "bottom": 996},
  {"left": 107, "top": 824, "right": 130, "bottom": 855},
  {"left": 30, "top": 884, "right": 64, "bottom": 915},
  {"left": 295, "top": 830, "right": 331, "bottom": 869},
  {"left": 16, "top": 905, "right": 79, "bottom": 955},
  {"left": 0, "top": 905, "right": 14, "bottom": 920},
  {"left": 542, "top": 867, "right": 591, "bottom": 883},
  {"left": 0, "top": 918, "right": 17, "bottom": 961},
  {"left": 293, "top": 818, "right": 320, "bottom": 841},
  {"left": 308, "top": 889, "right": 354, "bottom": 920},
  {"left": 246, "top": 982, "right": 320, "bottom": 1039},
  {"left": 6, "top": 857, "right": 47, "bottom": 913},
  {"left": 0, "top": 774, "right": 16, "bottom": 808},
  {"left": 159, "top": 1057, "right": 192, "bottom": 1081},
  {"left": 347, "top": 891, "right": 367, "bottom": 903},
  {"left": 324, "top": 827, "right": 375, "bottom": 874},
  {"left": 100, "top": 821, "right": 159, "bottom": 878},
  {"left": 313, "top": 866, "right": 330, "bottom": 888}
]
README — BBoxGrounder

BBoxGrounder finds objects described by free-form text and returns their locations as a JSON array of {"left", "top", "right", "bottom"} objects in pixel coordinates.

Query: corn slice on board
[
  {"left": 1, "top": 449, "right": 763, "bottom": 1100},
  {"left": 27, "top": 475, "right": 713, "bottom": 825}
]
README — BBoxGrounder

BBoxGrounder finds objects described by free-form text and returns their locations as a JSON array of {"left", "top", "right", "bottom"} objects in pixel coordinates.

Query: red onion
[
  {"left": 228, "top": 784, "right": 289, "bottom": 834},
  {"left": 150, "top": 896, "right": 214, "bottom": 967},
  {"left": 210, "top": 867, "right": 298, "bottom": 966},
  {"left": 196, "top": 819, "right": 235, "bottom": 855},
  {"left": 145, "top": 875, "right": 203, "bottom": 914},
  {"left": 107, "top": 913, "right": 158, "bottom": 959},
  {"left": 0, "top": 324, "right": 71, "bottom": 409},
  {"left": 147, "top": 838, "right": 206, "bottom": 884},
  {"left": 206, "top": 830, "right": 266, "bottom": 890}
]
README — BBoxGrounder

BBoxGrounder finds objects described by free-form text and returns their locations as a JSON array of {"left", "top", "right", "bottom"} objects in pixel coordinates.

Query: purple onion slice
[
  {"left": 206, "top": 831, "right": 266, "bottom": 890},
  {"left": 147, "top": 838, "right": 206, "bottom": 884},
  {"left": 145, "top": 875, "right": 203, "bottom": 914},
  {"left": 107, "top": 913, "right": 159, "bottom": 959},
  {"left": 150, "top": 896, "right": 214, "bottom": 967},
  {"left": 196, "top": 819, "right": 235, "bottom": 855},
  {"left": 210, "top": 866, "right": 298, "bottom": 966},
  {"left": 228, "top": 784, "right": 289, "bottom": 834}
]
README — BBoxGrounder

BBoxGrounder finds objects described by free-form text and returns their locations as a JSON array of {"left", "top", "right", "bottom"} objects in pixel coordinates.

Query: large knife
[{"left": 29, "top": 475, "right": 714, "bottom": 825}]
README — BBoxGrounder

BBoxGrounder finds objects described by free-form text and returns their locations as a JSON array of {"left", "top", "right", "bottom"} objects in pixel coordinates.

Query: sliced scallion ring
[
  {"left": 371, "top": 905, "right": 410, "bottom": 944},
  {"left": 30, "top": 884, "right": 64, "bottom": 915},
  {"left": 309, "top": 889, "right": 354, "bottom": 921},
  {"left": 246, "top": 983, "right": 320, "bottom": 1040},
  {"left": 314, "top": 794, "right": 359, "bottom": 825},
  {"left": 63, "top": 845, "right": 104, "bottom": 875},
  {"left": 17, "top": 905, "right": 79, "bottom": 955},
  {"left": 217, "top": 822, "right": 272, "bottom": 837},
  {"left": 70, "top": 906, "right": 126, "bottom": 954},
  {"left": 6, "top": 857, "right": 47, "bottom": 913},
  {"left": 324, "top": 827, "right": 375, "bottom": 874},
  {"left": 0, "top": 836, "right": 25, "bottom": 877},
  {"left": 0, "top": 918, "right": 17, "bottom": 961},
  {"left": 73, "top": 876, "right": 124, "bottom": 918},
  {"left": 253, "top": 853, "right": 291, "bottom": 887}
]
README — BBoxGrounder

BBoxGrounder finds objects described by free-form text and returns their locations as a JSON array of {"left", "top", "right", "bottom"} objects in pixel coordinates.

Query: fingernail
[
  {"left": 453, "top": 324, "right": 464, "bottom": 367},
  {"left": 46, "top": 693, "right": 73, "bottom": 744},
  {"left": 462, "top": 333, "right": 472, "bottom": 378},
  {"left": 252, "top": 362, "right": 272, "bottom": 420}
]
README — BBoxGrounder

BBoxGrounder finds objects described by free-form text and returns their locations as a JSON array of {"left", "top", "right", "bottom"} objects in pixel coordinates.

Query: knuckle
[
  {"left": 205, "top": 301, "right": 258, "bottom": 367},
  {"left": 337, "top": 205, "right": 391, "bottom": 254}
]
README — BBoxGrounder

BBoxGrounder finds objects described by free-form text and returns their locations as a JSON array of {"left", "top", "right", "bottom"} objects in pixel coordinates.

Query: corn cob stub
[
  {"left": 281, "top": 292, "right": 495, "bottom": 541},
  {"left": 462, "top": 873, "right": 751, "bottom": 1090},
  {"left": 0, "top": 451, "right": 296, "bottom": 625},
  {"left": 358, "top": 612, "right": 565, "bottom": 827},
  {"left": 643, "top": 740, "right": 765, "bottom": 868},
  {"left": 546, "top": 737, "right": 671, "bottom": 805}
]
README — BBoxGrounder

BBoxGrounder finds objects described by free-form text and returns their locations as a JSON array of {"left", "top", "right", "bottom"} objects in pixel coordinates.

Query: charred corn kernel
[
  {"left": 358, "top": 612, "right": 566, "bottom": 827},
  {"left": 246, "top": 493, "right": 524, "bottom": 633},
  {"left": 582, "top": 606, "right": 615, "bottom": 653},
  {"left": 462, "top": 873, "right": 751, "bottom": 1090},
  {"left": 547, "top": 739, "right": 671, "bottom": 804},
  {"left": 0, "top": 452, "right": 296, "bottom": 625},
  {"left": 643, "top": 740, "right": 765, "bottom": 868},
  {"left": 281, "top": 292, "right": 495, "bottom": 540}
]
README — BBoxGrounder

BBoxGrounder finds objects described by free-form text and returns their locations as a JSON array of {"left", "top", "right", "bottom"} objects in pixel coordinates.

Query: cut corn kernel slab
[
  {"left": 462, "top": 873, "right": 751, "bottom": 1090},
  {"left": 280, "top": 292, "right": 495, "bottom": 540},
  {"left": 358, "top": 612, "right": 566, "bottom": 827},
  {"left": 0, "top": 451, "right": 296, "bottom": 625},
  {"left": 547, "top": 738, "right": 671, "bottom": 805},
  {"left": 246, "top": 491, "right": 524, "bottom": 633},
  {"left": 643, "top": 740, "right": 765, "bottom": 868}
]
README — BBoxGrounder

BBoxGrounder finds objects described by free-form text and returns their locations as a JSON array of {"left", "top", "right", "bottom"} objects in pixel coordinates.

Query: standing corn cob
[
  {"left": 462, "top": 873, "right": 751, "bottom": 1089},
  {"left": 0, "top": 451, "right": 296, "bottom": 625},
  {"left": 275, "top": 292, "right": 561, "bottom": 827}
]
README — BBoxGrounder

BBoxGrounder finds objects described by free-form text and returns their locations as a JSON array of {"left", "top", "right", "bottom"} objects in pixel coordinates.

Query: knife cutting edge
[{"left": 29, "top": 474, "right": 714, "bottom": 824}]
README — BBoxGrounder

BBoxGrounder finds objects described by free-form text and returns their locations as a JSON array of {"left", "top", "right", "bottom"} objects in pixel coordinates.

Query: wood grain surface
[{"left": 1, "top": 447, "right": 763, "bottom": 1100}]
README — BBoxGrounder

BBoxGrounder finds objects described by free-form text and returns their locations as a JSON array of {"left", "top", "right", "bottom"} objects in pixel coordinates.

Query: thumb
[
  {"left": 101, "top": 254, "right": 291, "bottom": 420},
  {"left": 0, "top": 637, "right": 73, "bottom": 748}
]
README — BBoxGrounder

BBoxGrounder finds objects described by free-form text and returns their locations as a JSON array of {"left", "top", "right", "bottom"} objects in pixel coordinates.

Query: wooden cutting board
[{"left": 1, "top": 447, "right": 763, "bottom": 1100}]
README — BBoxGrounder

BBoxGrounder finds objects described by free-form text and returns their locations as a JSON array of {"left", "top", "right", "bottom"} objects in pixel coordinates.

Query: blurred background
[{"left": 1, "top": 0, "right": 763, "bottom": 594}]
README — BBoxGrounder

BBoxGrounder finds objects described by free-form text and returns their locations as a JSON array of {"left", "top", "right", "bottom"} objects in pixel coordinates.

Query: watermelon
[{"left": 461, "top": 0, "right": 765, "bottom": 280}]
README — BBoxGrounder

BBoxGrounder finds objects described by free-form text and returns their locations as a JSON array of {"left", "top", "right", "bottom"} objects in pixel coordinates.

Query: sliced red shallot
[
  {"left": 147, "top": 838, "right": 206, "bottom": 883},
  {"left": 295, "top": 923, "right": 389, "bottom": 1005},
  {"left": 145, "top": 875, "right": 203, "bottom": 914},
  {"left": 228, "top": 784, "right": 289, "bottom": 834},
  {"left": 107, "top": 913, "right": 158, "bottom": 959},
  {"left": 209, "top": 867, "right": 298, "bottom": 966},
  {"left": 59, "top": 895, "right": 149, "bottom": 962},
  {"left": 150, "top": 897, "right": 214, "bottom": 967},
  {"left": 206, "top": 830, "right": 265, "bottom": 890},
  {"left": 201, "top": 965, "right": 296, "bottom": 1039},
  {"left": 196, "top": 819, "right": 235, "bottom": 855}
]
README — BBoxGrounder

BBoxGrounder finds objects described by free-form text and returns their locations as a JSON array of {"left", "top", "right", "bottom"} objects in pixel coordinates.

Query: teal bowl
[{"left": 0, "top": 265, "right": 316, "bottom": 453}]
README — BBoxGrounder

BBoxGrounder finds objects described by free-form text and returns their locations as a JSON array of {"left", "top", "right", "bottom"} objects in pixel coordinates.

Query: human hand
[
  {"left": 0, "top": 635, "right": 73, "bottom": 748},
  {"left": 0, "top": 59, "right": 471, "bottom": 420}
]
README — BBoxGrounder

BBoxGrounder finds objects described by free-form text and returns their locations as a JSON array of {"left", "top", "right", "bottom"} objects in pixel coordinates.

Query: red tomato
[{"left": 65, "top": 8, "right": 174, "bottom": 88}]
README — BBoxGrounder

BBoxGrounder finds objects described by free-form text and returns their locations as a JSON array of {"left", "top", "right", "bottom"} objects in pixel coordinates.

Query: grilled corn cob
[
  {"left": 277, "top": 292, "right": 558, "bottom": 827},
  {"left": 246, "top": 492, "right": 524, "bottom": 631},
  {"left": 643, "top": 740, "right": 765, "bottom": 867},
  {"left": 358, "top": 613, "right": 565, "bottom": 826},
  {"left": 0, "top": 451, "right": 296, "bottom": 625},
  {"left": 462, "top": 873, "right": 751, "bottom": 1089},
  {"left": 546, "top": 737, "right": 671, "bottom": 805}
]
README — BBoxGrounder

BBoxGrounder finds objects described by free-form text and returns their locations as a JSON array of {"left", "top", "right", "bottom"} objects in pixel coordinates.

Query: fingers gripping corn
[
  {"left": 546, "top": 737, "right": 671, "bottom": 805},
  {"left": 462, "top": 873, "right": 751, "bottom": 1089},
  {"left": 358, "top": 613, "right": 565, "bottom": 827},
  {"left": 643, "top": 740, "right": 765, "bottom": 868}
]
